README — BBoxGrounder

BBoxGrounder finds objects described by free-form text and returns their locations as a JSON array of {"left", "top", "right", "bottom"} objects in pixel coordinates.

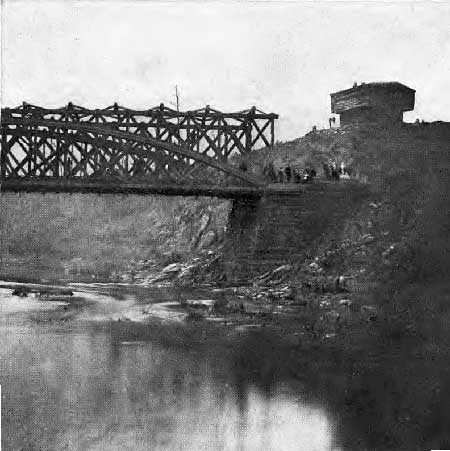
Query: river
[{"left": 0, "top": 283, "right": 342, "bottom": 451}]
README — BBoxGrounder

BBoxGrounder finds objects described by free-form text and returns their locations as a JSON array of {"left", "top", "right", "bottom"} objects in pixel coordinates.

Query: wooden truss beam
[{"left": 1, "top": 118, "right": 263, "bottom": 186}]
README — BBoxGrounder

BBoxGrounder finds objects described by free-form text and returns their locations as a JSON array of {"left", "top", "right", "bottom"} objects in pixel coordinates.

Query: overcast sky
[{"left": 2, "top": 1, "right": 450, "bottom": 140}]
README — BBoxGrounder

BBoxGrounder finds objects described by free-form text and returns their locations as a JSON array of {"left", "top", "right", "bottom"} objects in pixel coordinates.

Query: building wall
[{"left": 340, "top": 106, "right": 404, "bottom": 127}]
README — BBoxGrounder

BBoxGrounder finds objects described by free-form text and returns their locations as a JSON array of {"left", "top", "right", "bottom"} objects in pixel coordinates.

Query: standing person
[
  {"left": 268, "top": 162, "right": 277, "bottom": 182},
  {"left": 323, "top": 163, "right": 331, "bottom": 180},
  {"left": 133, "top": 158, "right": 146, "bottom": 178},
  {"left": 284, "top": 166, "right": 292, "bottom": 183},
  {"left": 52, "top": 155, "right": 59, "bottom": 177},
  {"left": 277, "top": 169, "right": 284, "bottom": 183},
  {"left": 331, "top": 162, "right": 340, "bottom": 180},
  {"left": 264, "top": 161, "right": 277, "bottom": 182},
  {"left": 65, "top": 157, "right": 72, "bottom": 178}
]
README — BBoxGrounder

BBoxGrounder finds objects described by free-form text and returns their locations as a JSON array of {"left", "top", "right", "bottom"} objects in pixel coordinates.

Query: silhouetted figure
[
  {"left": 269, "top": 164, "right": 277, "bottom": 182},
  {"left": 293, "top": 169, "right": 302, "bottom": 184},
  {"left": 263, "top": 162, "right": 277, "bottom": 182},
  {"left": 52, "top": 157, "right": 59, "bottom": 177},
  {"left": 239, "top": 161, "right": 248, "bottom": 172},
  {"left": 284, "top": 166, "right": 292, "bottom": 183},
  {"left": 133, "top": 158, "right": 146, "bottom": 177},
  {"left": 64, "top": 157, "right": 72, "bottom": 177},
  {"left": 277, "top": 169, "right": 284, "bottom": 183},
  {"left": 323, "top": 163, "right": 331, "bottom": 180},
  {"left": 331, "top": 162, "right": 340, "bottom": 180}
]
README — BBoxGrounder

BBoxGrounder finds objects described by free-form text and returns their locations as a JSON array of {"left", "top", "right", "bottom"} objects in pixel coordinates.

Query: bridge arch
[{"left": 1, "top": 118, "right": 263, "bottom": 187}]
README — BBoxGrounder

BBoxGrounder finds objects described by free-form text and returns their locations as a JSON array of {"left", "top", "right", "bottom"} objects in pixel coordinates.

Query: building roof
[{"left": 331, "top": 81, "right": 415, "bottom": 97}]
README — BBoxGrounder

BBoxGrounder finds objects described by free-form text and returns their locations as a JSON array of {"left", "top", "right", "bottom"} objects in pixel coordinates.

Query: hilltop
[
  {"left": 239, "top": 120, "right": 450, "bottom": 290},
  {"left": 247, "top": 121, "right": 450, "bottom": 184}
]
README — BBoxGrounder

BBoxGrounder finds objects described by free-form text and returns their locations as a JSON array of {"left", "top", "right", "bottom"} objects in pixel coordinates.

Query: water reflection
[{"left": 0, "top": 286, "right": 339, "bottom": 451}]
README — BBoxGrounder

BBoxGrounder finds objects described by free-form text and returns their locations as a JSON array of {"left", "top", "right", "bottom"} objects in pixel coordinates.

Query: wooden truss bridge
[{"left": 0, "top": 103, "right": 278, "bottom": 198}]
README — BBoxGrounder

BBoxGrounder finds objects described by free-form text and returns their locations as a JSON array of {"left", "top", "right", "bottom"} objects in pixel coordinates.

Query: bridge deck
[
  {"left": 0, "top": 179, "right": 361, "bottom": 198},
  {"left": 0, "top": 178, "right": 264, "bottom": 199}
]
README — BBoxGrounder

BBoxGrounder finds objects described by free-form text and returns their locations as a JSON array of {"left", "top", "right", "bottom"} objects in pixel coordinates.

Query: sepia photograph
[{"left": 0, "top": 1, "right": 449, "bottom": 450}]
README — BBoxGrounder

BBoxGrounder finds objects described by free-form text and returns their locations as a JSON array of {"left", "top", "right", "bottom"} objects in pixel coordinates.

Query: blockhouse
[{"left": 331, "top": 82, "right": 415, "bottom": 127}]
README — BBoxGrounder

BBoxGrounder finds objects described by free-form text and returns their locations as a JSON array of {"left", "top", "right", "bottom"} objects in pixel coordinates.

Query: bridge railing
[{"left": 2, "top": 103, "right": 278, "bottom": 161}]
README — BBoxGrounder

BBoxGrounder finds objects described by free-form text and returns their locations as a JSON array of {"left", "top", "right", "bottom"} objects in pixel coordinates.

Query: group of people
[
  {"left": 263, "top": 163, "right": 317, "bottom": 184},
  {"left": 261, "top": 160, "right": 352, "bottom": 184},
  {"left": 279, "top": 166, "right": 317, "bottom": 184},
  {"left": 322, "top": 162, "right": 351, "bottom": 181}
]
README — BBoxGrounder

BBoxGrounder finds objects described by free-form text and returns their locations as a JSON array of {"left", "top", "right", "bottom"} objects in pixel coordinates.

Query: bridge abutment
[{"left": 223, "top": 182, "right": 369, "bottom": 280}]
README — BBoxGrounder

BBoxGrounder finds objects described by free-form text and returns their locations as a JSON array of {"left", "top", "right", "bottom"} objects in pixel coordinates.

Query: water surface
[{"left": 0, "top": 284, "right": 341, "bottom": 451}]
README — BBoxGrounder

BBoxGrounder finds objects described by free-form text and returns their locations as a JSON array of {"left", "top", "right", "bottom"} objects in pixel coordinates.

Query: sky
[{"left": 2, "top": 1, "right": 450, "bottom": 140}]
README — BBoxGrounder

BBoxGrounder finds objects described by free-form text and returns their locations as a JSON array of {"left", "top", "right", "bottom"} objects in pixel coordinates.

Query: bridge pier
[{"left": 223, "top": 182, "right": 369, "bottom": 280}]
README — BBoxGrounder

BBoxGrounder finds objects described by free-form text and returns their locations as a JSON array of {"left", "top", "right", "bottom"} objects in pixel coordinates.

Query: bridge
[
  {"left": 0, "top": 103, "right": 278, "bottom": 198},
  {"left": 0, "top": 101, "right": 370, "bottom": 278}
]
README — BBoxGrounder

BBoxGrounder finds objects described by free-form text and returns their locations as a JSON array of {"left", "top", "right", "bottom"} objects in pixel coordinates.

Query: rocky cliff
[{"left": 0, "top": 193, "right": 230, "bottom": 282}]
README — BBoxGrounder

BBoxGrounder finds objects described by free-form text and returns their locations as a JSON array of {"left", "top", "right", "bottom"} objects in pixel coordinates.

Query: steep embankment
[
  {"left": 242, "top": 121, "right": 450, "bottom": 285},
  {"left": 0, "top": 193, "right": 230, "bottom": 282}
]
